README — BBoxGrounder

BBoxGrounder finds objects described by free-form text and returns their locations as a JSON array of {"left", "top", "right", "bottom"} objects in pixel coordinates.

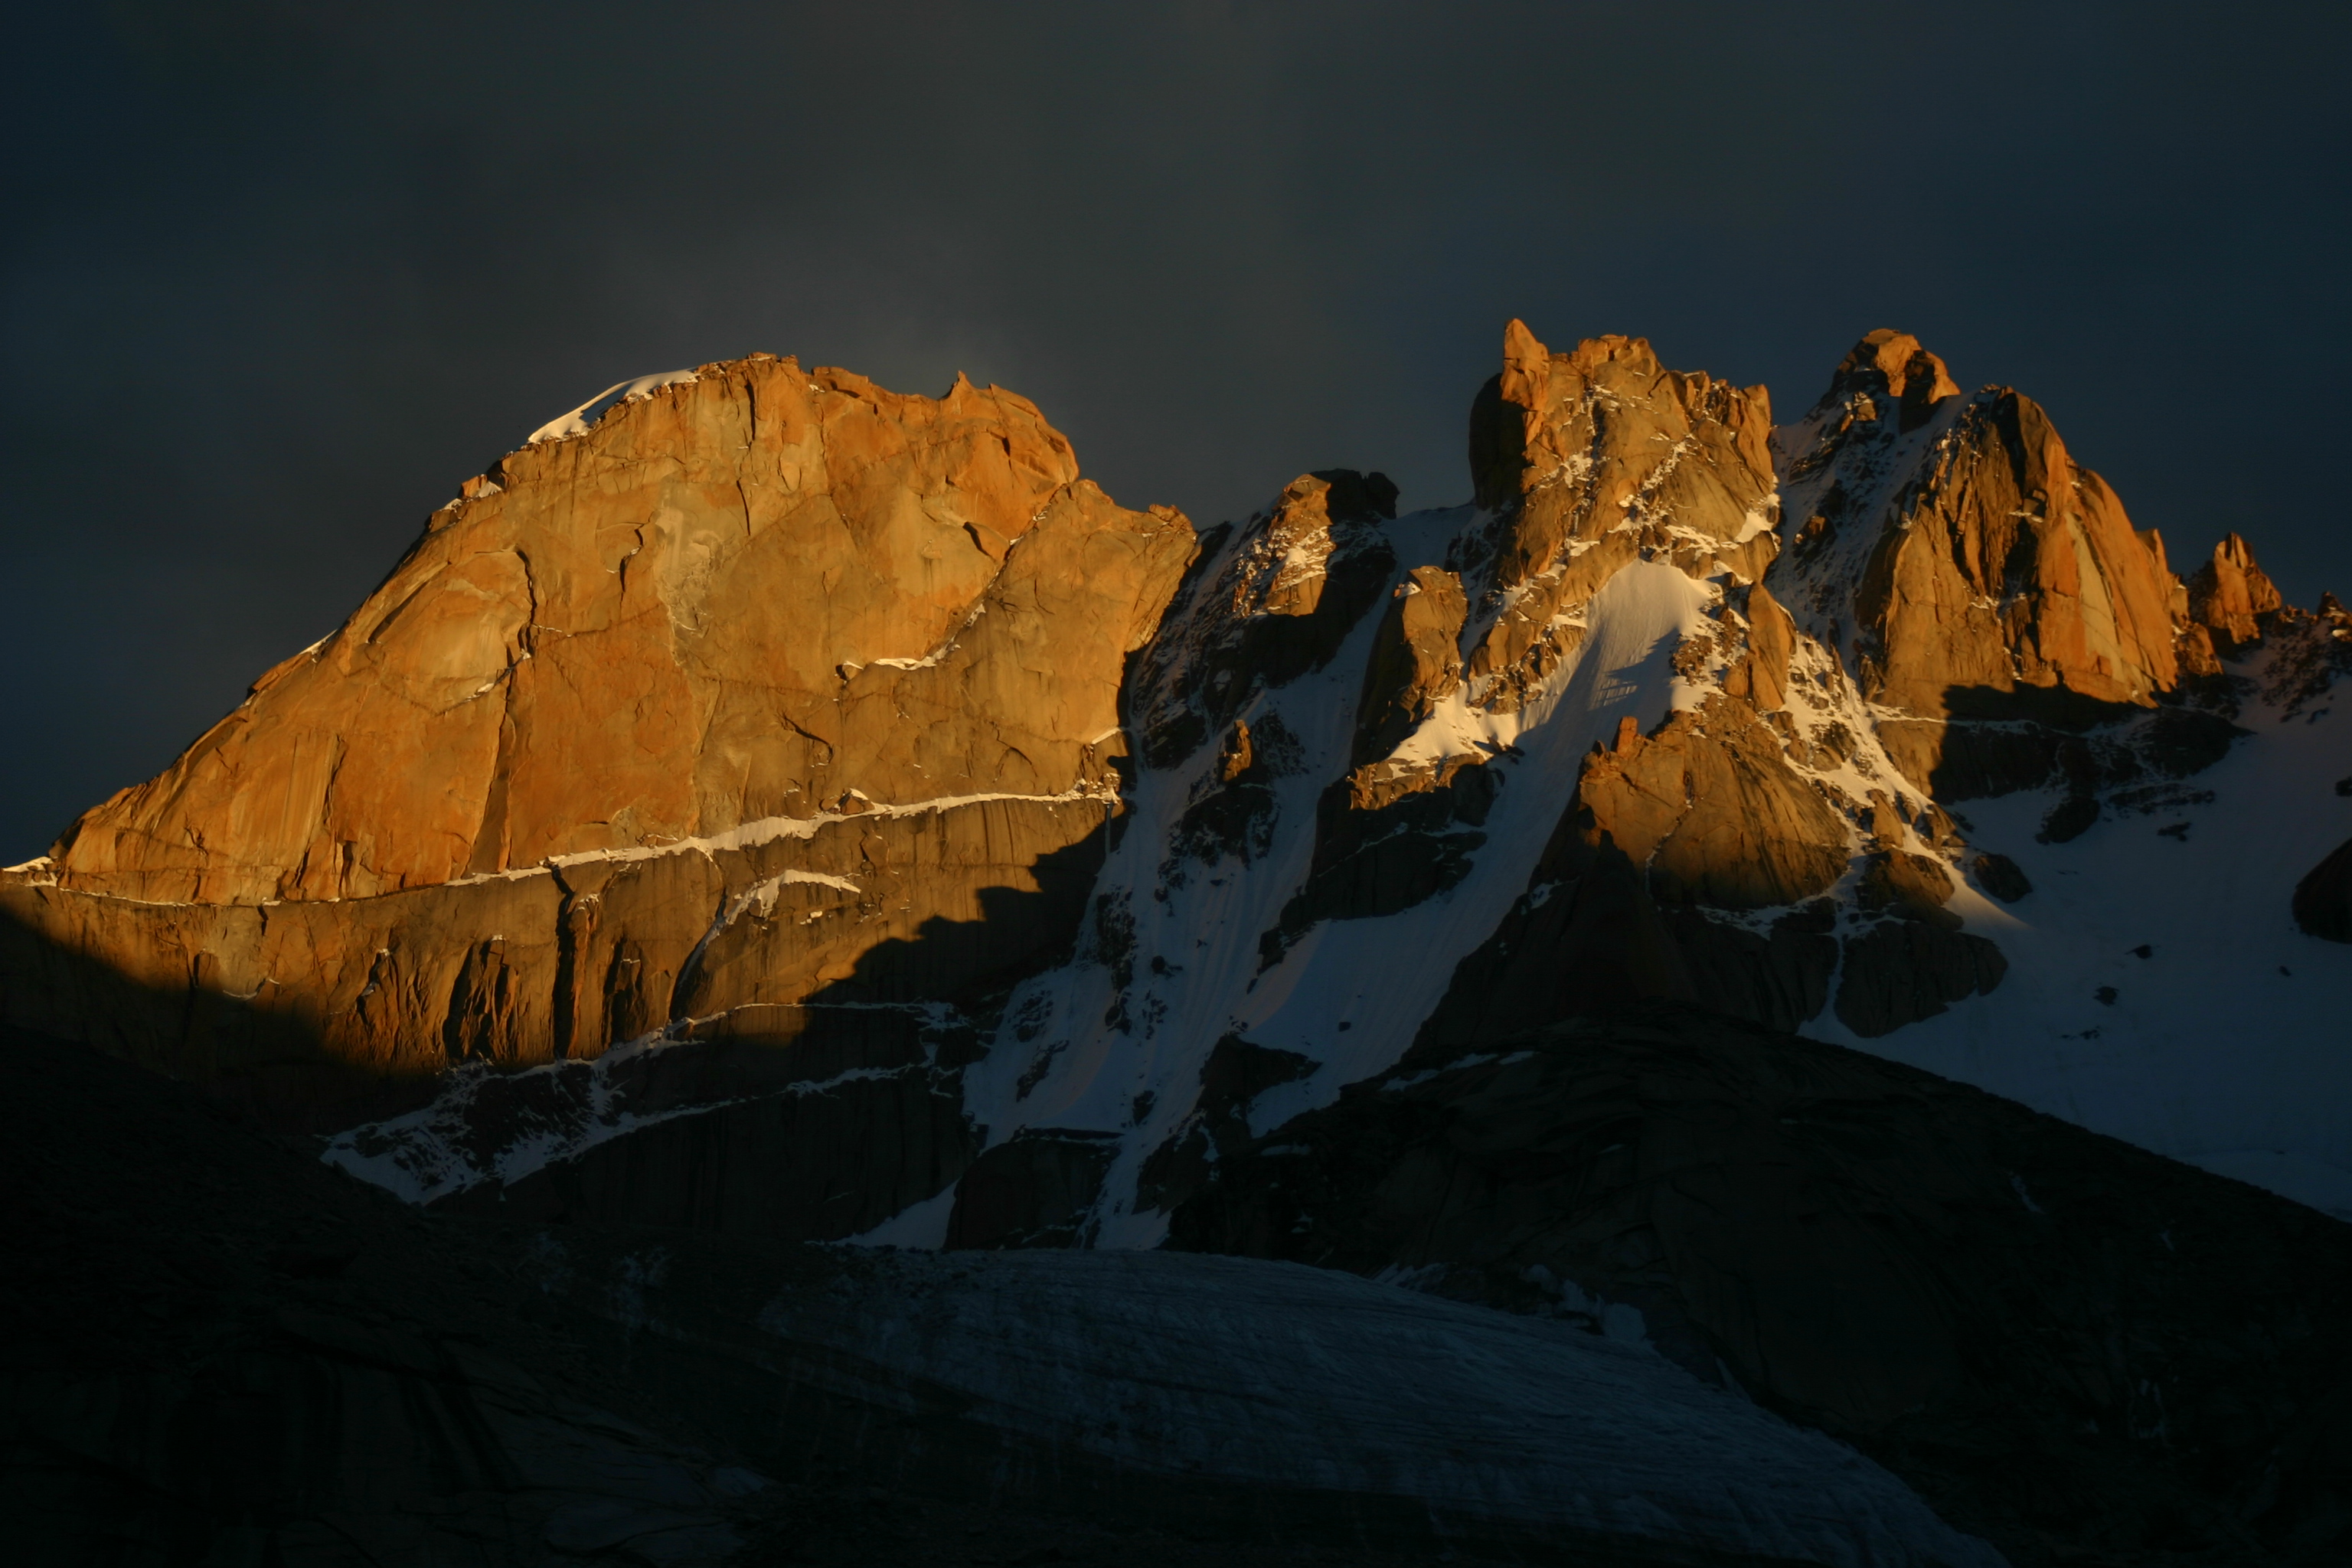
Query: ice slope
[
  {"left": 962, "top": 515, "right": 1719, "bottom": 1249},
  {"left": 1811, "top": 691, "right": 2352, "bottom": 1220},
  {"left": 763, "top": 1247, "right": 2005, "bottom": 1568}
]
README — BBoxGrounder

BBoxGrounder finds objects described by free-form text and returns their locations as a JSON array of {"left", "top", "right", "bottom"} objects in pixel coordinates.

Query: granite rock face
[
  {"left": 2296, "top": 836, "right": 2352, "bottom": 942},
  {"left": 1775, "top": 332, "right": 2190, "bottom": 801},
  {"left": 2, "top": 361, "right": 1191, "bottom": 1227},
  {"left": 51, "top": 361, "right": 1189, "bottom": 905},
  {"left": 1777, "top": 330, "right": 2180, "bottom": 717}
]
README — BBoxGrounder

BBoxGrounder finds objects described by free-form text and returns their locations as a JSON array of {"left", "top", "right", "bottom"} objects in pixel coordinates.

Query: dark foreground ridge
[
  {"left": 6, "top": 1024, "right": 1995, "bottom": 1568},
  {"left": 1170, "top": 1004, "right": 2352, "bottom": 1566},
  {"left": 11, "top": 1011, "right": 2352, "bottom": 1565}
]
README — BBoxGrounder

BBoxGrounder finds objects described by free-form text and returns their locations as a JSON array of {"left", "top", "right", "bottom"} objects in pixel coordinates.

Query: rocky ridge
[{"left": 2, "top": 322, "right": 2347, "bottom": 1235}]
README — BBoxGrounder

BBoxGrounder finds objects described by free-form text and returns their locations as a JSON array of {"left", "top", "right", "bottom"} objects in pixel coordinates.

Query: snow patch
[
  {"left": 433, "top": 785, "right": 1119, "bottom": 890},
  {"left": 321, "top": 1031, "right": 929, "bottom": 1206},
  {"left": 842, "top": 1184, "right": 960, "bottom": 1248},
  {"left": 528, "top": 369, "right": 700, "bottom": 445}
]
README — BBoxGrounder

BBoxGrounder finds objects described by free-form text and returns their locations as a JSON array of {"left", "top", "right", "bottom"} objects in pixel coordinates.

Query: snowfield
[{"left": 1812, "top": 689, "right": 2352, "bottom": 1221}]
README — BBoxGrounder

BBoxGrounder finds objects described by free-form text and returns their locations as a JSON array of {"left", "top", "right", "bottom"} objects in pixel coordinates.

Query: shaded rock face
[
  {"left": 24, "top": 1024, "right": 2001, "bottom": 1568},
  {"left": 3, "top": 1027, "right": 776, "bottom": 1567},
  {"left": 1409, "top": 698, "right": 1855, "bottom": 1046},
  {"left": 945, "top": 1126, "right": 1121, "bottom": 1249},
  {"left": 1129, "top": 469, "right": 1396, "bottom": 770},
  {"left": 2, "top": 793, "right": 1111, "bottom": 1141},
  {"left": 1135, "top": 1034, "right": 1319, "bottom": 1214},
  {"left": 1168, "top": 1005, "right": 2352, "bottom": 1568},
  {"left": 2296, "top": 836, "right": 2352, "bottom": 942},
  {"left": 1831, "top": 851, "right": 2009, "bottom": 1037}
]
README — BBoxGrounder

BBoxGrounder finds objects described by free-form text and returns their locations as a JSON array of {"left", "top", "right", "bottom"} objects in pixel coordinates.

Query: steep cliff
[{"left": 2, "top": 362, "right": 1194, "bottom": 1220}]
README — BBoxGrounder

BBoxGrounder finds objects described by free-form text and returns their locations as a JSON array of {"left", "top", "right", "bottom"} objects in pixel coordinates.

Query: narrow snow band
[
  {"left": 548, "top": 784, "right": 1122, "bottom": 866},
  {"left": 425, "top": 786, "right": 1122, "bottom": 890},
  {"left": 526, "top": 368, "right": 701, "bottom": 445},
  {"left": 3, "top": 788, "right": 1120, "bottom": 910}
]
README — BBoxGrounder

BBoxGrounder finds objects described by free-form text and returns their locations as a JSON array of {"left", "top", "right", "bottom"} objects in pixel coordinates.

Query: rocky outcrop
[
  {"left": 2256, "top": 587, "right": 2352, "bottom": 717},
  {"left": 1350, "top": 566, "right": 1468, "bottom": 769},
  {"left": 1835, "top": 848, "right": 2008, "bottom": 1037},
  {"left": 1458, "top": 323, "right": 1779, "bottom": 710},
  {"left": 2188, "top": 531, "right": 2286, "bottom": 652},
  {"left": 1720, "top": 581, "right": 1796, "bottom": 711},
  {"left": 1168, "top": 1004, "right": 2352, "bottom": 1566},
  {"left": 1777, "top": 332, "right": 2184, "bottom": 799},
  {"left": 1968, "top": 851, "right": 2032, "bottom": 903},
  {"left": 944, "top": 1126, "right": 1120, "bottom": 1249},
  {"left": 1576, "top": 698, "right": 1850, "bottom": 910},
  {"left": 1133, "top": 1034, "right": 1319, "bottom": 1214},
  {"left": 1409, "top": 698, "right": 1854, "bottom": 1044},
  {"left": 2295, "top": 836, "right": 2352, "bottom": 943},
  {"left": 1129, "top": 469, "right": 1395, "bottom": 769}
]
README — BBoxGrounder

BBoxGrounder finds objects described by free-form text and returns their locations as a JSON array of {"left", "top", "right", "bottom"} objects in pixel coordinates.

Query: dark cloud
[{"left": 5, "top": 2, "right": 2347, "bottom": 858}]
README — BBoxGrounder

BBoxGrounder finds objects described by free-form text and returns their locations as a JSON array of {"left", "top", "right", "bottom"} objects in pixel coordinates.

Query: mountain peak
[{"left": 1820, "top": 328, "right": 1961, "bottom": 420}]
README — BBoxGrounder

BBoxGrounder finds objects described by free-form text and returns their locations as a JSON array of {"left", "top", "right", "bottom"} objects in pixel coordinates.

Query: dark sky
[{"left": 5, "top": 2, "right": 2347, "bottom": 861}]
